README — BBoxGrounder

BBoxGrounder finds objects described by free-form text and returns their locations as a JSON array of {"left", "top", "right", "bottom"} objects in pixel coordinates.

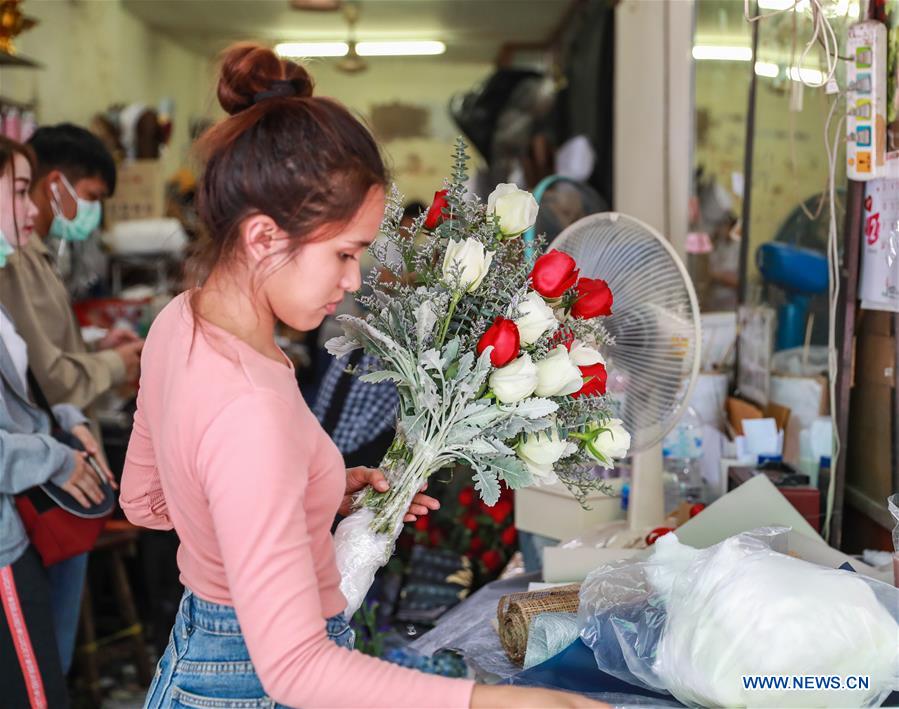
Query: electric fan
[{"left": 545, "top": 212, "right": 701, "bottom": 546}]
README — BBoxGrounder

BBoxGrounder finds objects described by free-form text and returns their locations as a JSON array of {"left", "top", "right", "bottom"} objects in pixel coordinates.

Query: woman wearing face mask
[
  {"left": 0, "top": 136, "right": 116, "bottom": 707},
  {"left": 120, "top": 44, "right": 603, "bottom": 709}
]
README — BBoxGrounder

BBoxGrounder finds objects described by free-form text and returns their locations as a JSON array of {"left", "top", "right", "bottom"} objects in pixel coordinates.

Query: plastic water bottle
[{"left": 662, "top": 406, "right": 705, "bottom": 513}]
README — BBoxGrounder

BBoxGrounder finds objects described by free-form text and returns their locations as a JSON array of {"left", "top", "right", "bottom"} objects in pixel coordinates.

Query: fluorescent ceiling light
[
  {"left": 754, "top": 61, "right": 780, "bottom": 77},
  {"left": 692, "top": 45, "right": 753, "bottom": 61},
  {"left": 789, "top": 66, "right": 825, "bottom": 84},
  {"left": 356, "top": 41, "right": 445, "bottom": 56},
  {"left": 759, "top": 0, "right": 859, "bottom": 17},
  {"left": 275, "top": 42, "right": 349, "bottom": 57},
  {"left": 835, "top": 0, "right": 861, "bottom": 18},
  {"left": 757, "top": 0, "right": 810, "bottom": 10},
  {"left": 275, "top": 40, "right": 445, "bottom": 58}
]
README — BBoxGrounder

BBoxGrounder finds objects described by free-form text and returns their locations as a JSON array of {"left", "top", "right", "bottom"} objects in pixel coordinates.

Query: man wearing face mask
[
  {"left": 0, "top": 124, "right": 142, "bottom": 676},
  {"left": 0, "top": 123, "right": 143, "bottom": 410}
]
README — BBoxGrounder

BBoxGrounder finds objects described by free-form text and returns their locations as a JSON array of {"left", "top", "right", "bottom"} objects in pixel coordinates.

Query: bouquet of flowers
[{"left": 329, "top": 140, "right": 631, "bottom": 615}]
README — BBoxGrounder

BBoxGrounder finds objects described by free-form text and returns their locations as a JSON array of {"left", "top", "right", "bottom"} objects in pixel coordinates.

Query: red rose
[
  {"left": 571, "top": 362, "right": 607, "bottom": 399},
  {"left": 529, "top": 250, "right": 579, "bottom": 298},
  {"left": 414, "top": 516, "right": 429, "bottom": 531},
  {"left": 458, "top": 487, "right": 475, "bottom": 507},
  {"left": 468, "top": 536, "right": 484, "bottom": 553},
  {"left": 428, "top": 529, "right": 444, "bottom": 546},
  {"left": 572, "top": 278, "right": 613, "bottom": 319},
  {"left": 482, "top": 549, "right": 502, "bottom": 573},
  {"left": 424, "top": 189, "right": 449, "bottom": 230},
  {"left": 500, "top": 526, "right": 518, "bottom": 546},
  {"left": 476, "top": 317, "right": 521, "bottom": 367},
  {"left": 463, "top": 516, "right": 478, "bottom": 531},
  {"left": 486, "top": 499, "right": 513, "bottom": 524}
]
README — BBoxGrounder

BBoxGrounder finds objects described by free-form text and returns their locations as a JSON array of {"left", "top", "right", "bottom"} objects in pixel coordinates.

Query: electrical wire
[
  {"left": 743, "top": 0, "right": 852, "bottom": 541},
  {"left": 823, "top": 94, "right": 846, "bottom": 541},
  {"left": 743, "top": 0, "right": 841, "bottom": 87}
]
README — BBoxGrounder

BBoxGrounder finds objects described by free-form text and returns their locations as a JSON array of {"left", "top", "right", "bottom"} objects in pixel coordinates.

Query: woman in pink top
[{"left": 121, "top": 43, "right": 602, "bottom": 709}]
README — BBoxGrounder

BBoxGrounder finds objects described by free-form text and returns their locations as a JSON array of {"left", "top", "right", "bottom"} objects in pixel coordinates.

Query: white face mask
[
  {"left": 0, "top": 229, "right": 13, "bottom": 268},
  {"left": 49, "top": 174, "right": 102, "bottom": 243}
]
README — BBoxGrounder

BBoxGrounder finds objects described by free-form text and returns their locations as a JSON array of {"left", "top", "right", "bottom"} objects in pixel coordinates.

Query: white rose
[
  {"left": 587, "top": 418, "right": 631, "bottom": 469},
  {"left": 569, "top": 340, "right": 605, "bottom": 367},
  {"left": 489, "top": 353, "right": 538, "bottom": 404},
  {"left": 488, "top": 183, "right": 539, "bottom": 237},
  {"left": 534, "top": 345, "right": 583, "bottom": 397},
  {"left": 514, "top": 291, "right": 559, "bottom": 345},
  {"left": 442, "top": 237, "right": 494, "bottom": 293},
  {"left": 516, "top": 427, "right": 568, "bottom": 485}
]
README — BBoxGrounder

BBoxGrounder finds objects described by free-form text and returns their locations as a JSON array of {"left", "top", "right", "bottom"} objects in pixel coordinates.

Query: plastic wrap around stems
[
  {"left": 334, "top": 446, "right": 430, "bottom": 618},
  {"left": 578, "top": 527, "right": 899, "bottom": 708}
]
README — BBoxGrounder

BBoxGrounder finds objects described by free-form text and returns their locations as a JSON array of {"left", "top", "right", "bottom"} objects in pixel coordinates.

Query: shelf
[
  {"left": 845, "top": 484, "right": 892, "bottom": 531},
  {"left": 0, "top": 94, "right": 35, "bottom": 110},
  {"left": 0, "top": 52, "right": 41, "bottom": 68}
]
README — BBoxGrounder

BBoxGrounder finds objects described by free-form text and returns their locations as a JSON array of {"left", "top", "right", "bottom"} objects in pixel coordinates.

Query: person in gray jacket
[{"left": 0, "top": 136, "right": 110, "bottom": 707}]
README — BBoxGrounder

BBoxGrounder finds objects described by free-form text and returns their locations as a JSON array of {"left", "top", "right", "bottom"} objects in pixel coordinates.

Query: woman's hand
[
  {"left": 69, "top": 424, "right": 118, "bottom": 489},
  {"left": 340, "top": 466, "right": 440, "bottom": 521},
  {"left": 61, "top": 451, "right": 106, "bottom": 508},
  {"left": 98, "top": 327, "right": 140, "bottom": 350}
]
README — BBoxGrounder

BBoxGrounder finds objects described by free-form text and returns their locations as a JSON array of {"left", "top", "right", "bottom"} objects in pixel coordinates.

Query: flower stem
[
  {"left": 367, "top": 448, "right": 431, "bottom": 535},
  {"left": 436, "top": 291, "right": 461, "bottom": 348}
]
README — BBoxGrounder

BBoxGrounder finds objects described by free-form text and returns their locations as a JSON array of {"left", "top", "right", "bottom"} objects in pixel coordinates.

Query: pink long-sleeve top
[{"left": 121, "top": 293, "right": 474, "bottom": 708}]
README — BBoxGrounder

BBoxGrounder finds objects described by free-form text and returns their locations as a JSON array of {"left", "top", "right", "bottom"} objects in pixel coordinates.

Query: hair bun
[{"left": 217, "top": 43, "right": 314, "bottom": 115}]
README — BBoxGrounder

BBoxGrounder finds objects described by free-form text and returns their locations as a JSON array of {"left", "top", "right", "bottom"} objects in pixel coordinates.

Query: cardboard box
[
  {"left": 104, "top": 160, "right": 164, "bottom": 225},
  {"left": 846, "top": 311, "right": 899, "bottom": 504},
  {"left": 542, "top": 546, "right": 640, "bottom": 583},
  {"left": 728, "top": 466, "right": 821, "bottom": 531},
  {"left": 515, "top": 478, "right": 625, "bottom": 542},
  {"left": 847, "top": 310, "right": 896, "bottom": 510}
]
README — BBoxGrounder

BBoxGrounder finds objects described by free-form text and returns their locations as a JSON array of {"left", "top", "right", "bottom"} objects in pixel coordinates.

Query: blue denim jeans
[
  {"left": 144, "top": 589, "right": 354, "bottom": 708},
  {"left": 46, "top": 552, "right": 88, "bottom": 674}
]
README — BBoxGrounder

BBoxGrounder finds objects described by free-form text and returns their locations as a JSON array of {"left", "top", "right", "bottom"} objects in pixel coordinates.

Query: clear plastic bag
[
  {"left": 333, "top": 508, "right": 397, "bottom": 618},
  {"left": 579, "top": 527, "right": 899, "bottom": 708},
  {"left": 576, "top": 555, "right": 671, "bottom": 694}
]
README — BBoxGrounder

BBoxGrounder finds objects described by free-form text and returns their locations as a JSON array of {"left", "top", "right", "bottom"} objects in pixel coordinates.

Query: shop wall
[
  {"left": 1, "top": 0, "right": 214, "bottom": 181},
  {"left": 307, "top": 59, "right": 492, "bottom": 204},
  {"left": 2, "top": 1, "right": 492, "bottom": 202}
]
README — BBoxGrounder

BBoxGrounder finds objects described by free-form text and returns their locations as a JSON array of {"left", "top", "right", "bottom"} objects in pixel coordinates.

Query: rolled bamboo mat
[{"left": 497, "top": 584, "right": 581, "bottom": 665}]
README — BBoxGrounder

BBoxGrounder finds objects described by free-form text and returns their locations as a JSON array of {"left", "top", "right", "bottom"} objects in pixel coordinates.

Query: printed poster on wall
[{"left": 860, "top": 179, "right": 899, "bottom": 312}]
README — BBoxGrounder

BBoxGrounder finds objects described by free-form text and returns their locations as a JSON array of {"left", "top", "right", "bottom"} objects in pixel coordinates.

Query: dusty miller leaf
[
  {"left": 472, "top": 465, "right": 501, "bottom": 506},
  {"left": 358, "top": 370, "right": 406, "bottom": 385},
  {"left": 500, "top": 397, "right": 559, "bottom": 420},
  {"left": 324, "top": 335, "right": 362, "bottom": 358},
  {"left": 415, "top": 301, "right": 437, "bottom": 347},
  {"left": 488, "top": 456, "right": 533, "bottom": 489}
]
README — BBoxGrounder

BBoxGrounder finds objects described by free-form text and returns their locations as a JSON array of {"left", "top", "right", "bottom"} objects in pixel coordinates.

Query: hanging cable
[
  {"left": 744, "top": 0, "right": 841, "bottom": 87},
  {"left": 743, "top": 0, "right": 853, "bottom": 540}
]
